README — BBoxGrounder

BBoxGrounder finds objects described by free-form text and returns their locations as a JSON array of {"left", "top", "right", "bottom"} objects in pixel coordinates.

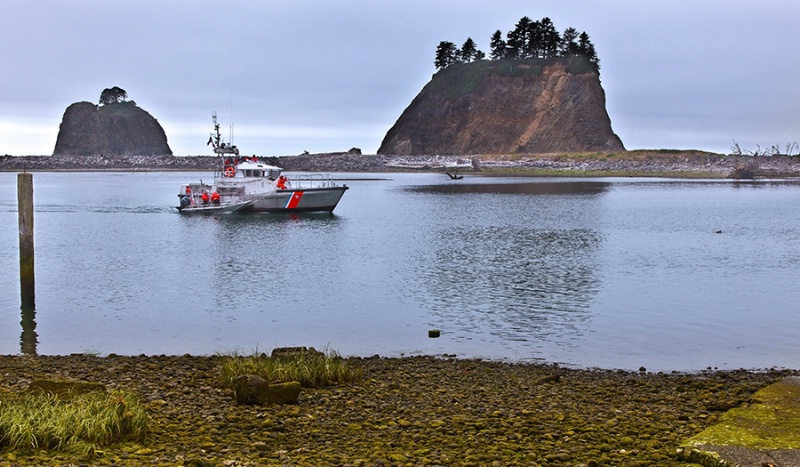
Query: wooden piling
[{"left": 18, "top": 173, "right": 34, "bottom": 301}]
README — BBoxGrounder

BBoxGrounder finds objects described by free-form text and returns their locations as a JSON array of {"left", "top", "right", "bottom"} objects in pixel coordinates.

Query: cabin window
[{"left": 218, "top": 186, "right": 245, "bottom": 196}]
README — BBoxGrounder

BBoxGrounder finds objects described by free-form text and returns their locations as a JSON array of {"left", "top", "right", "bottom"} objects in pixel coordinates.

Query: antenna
[
  {"left": 228, "top": 91, "right": 234, "bottom": 145},
  {"left": 209, "top": 111, "right": 239, "bottom": 156}
]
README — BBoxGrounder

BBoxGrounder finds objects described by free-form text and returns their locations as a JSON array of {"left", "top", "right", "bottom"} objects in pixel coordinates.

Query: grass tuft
[
  {"left": 0, "top": 390, "right": 148, "bottom": 452},
  {"left": 218, "top": 348, "right": 363, "bottom": 388}
]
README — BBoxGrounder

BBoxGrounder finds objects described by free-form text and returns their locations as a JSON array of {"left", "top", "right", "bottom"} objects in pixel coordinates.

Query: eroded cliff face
[
  {"left": 378, "top": 56, "right": 624, "bottom": 155},
  {"left": 53, "top": 101, "right": 172, "bottom": 156}
]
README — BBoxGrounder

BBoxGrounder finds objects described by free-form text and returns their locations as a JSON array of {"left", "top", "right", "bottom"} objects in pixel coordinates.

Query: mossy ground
[
  {"left": 0, "top": 354, "right": 794, "bottom": 466},
  {"left": 686, "top": 377, "right": 800, "bottom": 450}
]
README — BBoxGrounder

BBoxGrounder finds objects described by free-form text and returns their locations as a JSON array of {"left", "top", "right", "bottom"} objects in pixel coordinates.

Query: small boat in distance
[{"left": 176, "top": 114, "right": 348, "bottom": 214}]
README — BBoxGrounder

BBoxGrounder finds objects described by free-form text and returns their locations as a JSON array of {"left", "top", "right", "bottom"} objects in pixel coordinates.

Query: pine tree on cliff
[
  {"left": 458, "top": 38, "right": 479, "bottom": 63},
  {"left": 505, "top": 16, "right": 530, "bottom": 59},
  {"left": 434, "top": 41, "right": 458, "bottom": 69},
  {"left": 489, "top": 30, "right": 506, "bottom": 59},
  {"left": 539, "top": 17, "right": 560, "bottom": 58},
  {"left": 507, "top": 16, "right": 561, "bottom": 59},
  {"left": 578, "top": 32, "right": 600, "bottom": 69},
  {"left": 99, "top": 86, "right": 129, "bottom": 105},
  {"left": 434, "top": 16, "right": 600, "bottom": 71},
  {"left": 560, "top": 27, "right": 581, "bottom": 56}
]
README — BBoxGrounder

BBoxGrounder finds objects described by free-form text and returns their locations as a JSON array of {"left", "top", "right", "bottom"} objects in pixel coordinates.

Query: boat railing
[
  {"left": 178, "top": 182, "right": 214, "bottom": 207},
  {"left": 285, "top": 173, "right": 341, "bottom": 189}
]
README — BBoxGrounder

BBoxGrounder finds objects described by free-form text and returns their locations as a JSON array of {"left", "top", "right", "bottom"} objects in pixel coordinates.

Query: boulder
[
  {"left": 271, "top": 346, "right": 323, "bottom": 359},
  {"left": 234, "top": 374, "right": 302, "bottom": 405}
]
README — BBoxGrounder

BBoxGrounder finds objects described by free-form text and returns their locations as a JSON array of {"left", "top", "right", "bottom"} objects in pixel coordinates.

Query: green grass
[
  {"left": 219, "top": 349, "right": 363, "bottom": 388},
  {"left": 427, "top": 56, "right": 597, "bottom": 103},
  {"left": 564, "top": 55, "right": 598, "bottom": 74},
  {"left": 428, "top": 61, "right": 494, "bottom": 101},
  {"left": 0, "top": 390, "right": 148, "bottom": 453}
]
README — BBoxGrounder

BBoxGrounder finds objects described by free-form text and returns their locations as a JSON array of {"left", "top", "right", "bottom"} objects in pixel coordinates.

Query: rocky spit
[
  {"left": 1, "top": 151, "right": 799, "bottom": 178},
  {"left": 0, "top": 354, "right": 794, "bottom": 466}
]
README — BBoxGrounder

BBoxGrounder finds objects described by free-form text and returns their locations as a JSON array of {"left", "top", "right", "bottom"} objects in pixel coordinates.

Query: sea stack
[
  {"left": 53, "top": 87, "right": 172, "bottom": 156},
  {"left": 379, "top": 56, "right": 624, "bottom": 155}
]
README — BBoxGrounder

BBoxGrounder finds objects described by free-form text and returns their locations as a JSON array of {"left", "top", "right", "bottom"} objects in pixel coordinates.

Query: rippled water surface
[{"left": 1, "top": 171, "right": 799, "bottom": 371}]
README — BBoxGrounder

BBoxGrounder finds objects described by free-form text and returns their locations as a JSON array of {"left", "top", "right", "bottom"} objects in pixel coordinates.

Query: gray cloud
[{"left": 1, "top": 0, "right": 798, "bottom": 156}]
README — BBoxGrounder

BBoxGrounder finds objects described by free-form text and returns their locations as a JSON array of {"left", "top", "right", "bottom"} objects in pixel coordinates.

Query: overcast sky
[{"left": 2, "top": 1, "right": 798, "bottom": 156}]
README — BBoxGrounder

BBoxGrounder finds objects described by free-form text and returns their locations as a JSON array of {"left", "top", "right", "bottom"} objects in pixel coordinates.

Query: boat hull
[
  {"left": 176, "top": 199, "right": 255, "bottom": 214},
  {"left": 243, "top": 186, "right": 349, "bottom": 212}
]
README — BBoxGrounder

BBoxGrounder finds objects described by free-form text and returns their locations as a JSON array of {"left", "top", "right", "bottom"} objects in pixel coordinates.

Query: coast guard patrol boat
[{"left": 176, "top": 114, "right": 348, "bottom": 213}]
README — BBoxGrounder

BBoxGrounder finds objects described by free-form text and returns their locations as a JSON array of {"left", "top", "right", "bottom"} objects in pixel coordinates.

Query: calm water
[{"left": 1, "top": 171, "right": 799, "bottom": 371}]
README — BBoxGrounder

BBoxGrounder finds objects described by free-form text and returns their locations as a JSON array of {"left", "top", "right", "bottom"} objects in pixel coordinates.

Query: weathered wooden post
[
  {"left": 18, "top": 172, "right": 37, "bottom": 354},
  {"left": 18, "top": 173, "right": 34, "bottom": 302}
]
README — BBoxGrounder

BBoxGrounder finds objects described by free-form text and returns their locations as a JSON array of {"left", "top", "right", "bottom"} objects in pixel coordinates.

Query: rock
[
  {"left": 234, "top": 374, "right": 302, "bottom": 405},
  {"left": 271, "top": 346, "right": 323, "bottom": 359},
  {"left": 53, "top": 97, "right": 172, "bottom": 156},
  {"left": 535, "top": 374, "right": 561, "bottom": 384},
  {"left": 378, "top": 56, "right": 624, "bottom": 155}
]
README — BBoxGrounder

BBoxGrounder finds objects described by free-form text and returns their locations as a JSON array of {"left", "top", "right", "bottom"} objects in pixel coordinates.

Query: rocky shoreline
[
  {"left": 2, "top": 151, "right": 799, "bottom": 178},
  {"left": 0, "top": 353, "right": 795, "bottom": 466}
]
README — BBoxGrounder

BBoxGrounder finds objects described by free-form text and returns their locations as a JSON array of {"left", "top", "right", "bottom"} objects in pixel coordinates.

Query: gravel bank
[
  {"left": 2, "top": 152, "right": 799, "bottom": 178},
  {"left": 0, "top": 354, "right": 793, "bottom": 466}
]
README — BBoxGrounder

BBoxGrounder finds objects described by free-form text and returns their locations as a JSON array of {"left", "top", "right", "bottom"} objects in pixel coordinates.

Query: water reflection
[
  {"left": 20, "top": 297, "right": 37, "bottom": 355},
  {"left": 409, "top": 180, "right": 610, "bottom": 196},
  {"left": 417, "top": 226, "right": 602, "bottom": 349}
]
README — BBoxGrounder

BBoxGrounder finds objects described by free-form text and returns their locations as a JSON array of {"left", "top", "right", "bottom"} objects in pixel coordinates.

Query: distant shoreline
[{"left": 2, "top": 151, "right": 799, "bottom": 178}]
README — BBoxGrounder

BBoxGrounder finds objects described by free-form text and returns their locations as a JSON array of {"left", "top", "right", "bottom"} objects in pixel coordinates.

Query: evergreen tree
[
  {"left": 506, "top": 16, "right": 532, "bottom": 59},
  {"left": 539, "top": 17, "right": 560, "bottom": 58},
  {"left": 99, "top": 86, "right": 128, "bottom": 105},
  {"left": 489, "top": 30, "right": 506, "bottom": 60},
  {"left": 458, "top": 37, "right": 479, "bottom": 63},
  {"left": 434, "top": 41, "right": 458, "bottom": 70},
  {"left": 525, "top": 18, "right": 543, "bottom": 58},
  {"left": 559, "top": 27, "right": 580, "bottom": 56},
  {"left": 434, "top": 15, "right": 601, "bottom": 72},
  {"left": 578, "top": 32, "right": 600, "bottom": 69}
]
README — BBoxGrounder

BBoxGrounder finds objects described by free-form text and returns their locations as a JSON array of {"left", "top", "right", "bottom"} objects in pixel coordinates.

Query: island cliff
[
  {"left": 379, "top": 56, "right": 624, "bottom": 155},
  {"left": 53, "top": 100, "right": 172, "bottom": 156}
]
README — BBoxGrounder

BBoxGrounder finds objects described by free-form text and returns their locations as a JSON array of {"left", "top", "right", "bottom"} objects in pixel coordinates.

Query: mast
[{"left": 208, "top": 112, "right": 239, "bottom": 156}]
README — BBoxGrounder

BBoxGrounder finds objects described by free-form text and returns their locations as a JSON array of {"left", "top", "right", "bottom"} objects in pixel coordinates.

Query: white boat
[{"left": 176, "top": 114, "right": 349, "bottom": 214}]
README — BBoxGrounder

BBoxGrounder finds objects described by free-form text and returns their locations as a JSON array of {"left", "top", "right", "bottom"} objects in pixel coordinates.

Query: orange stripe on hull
[{"left": 285, "top": 191, "right": 304, "bottom": 209}]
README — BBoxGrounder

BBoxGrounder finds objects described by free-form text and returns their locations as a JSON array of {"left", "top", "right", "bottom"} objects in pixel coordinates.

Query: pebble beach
[{"left": 0, "top": 354, "right": 794, "bottom": 466}]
